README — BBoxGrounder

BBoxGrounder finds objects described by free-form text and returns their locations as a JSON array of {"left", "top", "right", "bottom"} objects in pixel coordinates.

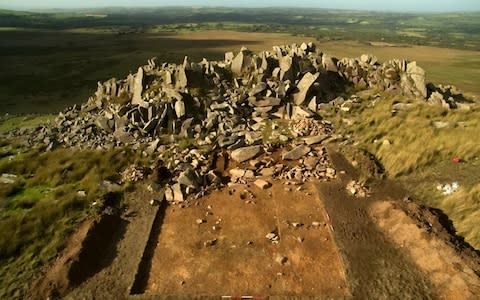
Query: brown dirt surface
[
  {"left": 370, "top": 201, "right": 480, "bottom": 299},
  {"left": 142, "top": 181, "right": 349, "bottom": 298}
]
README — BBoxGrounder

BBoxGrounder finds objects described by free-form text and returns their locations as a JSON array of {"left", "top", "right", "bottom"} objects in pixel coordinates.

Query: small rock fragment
[{"left": 254, "top": 179, "right": 271, "bottom": 189}]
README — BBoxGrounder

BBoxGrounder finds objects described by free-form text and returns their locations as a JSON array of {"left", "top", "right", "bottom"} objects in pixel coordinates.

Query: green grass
[
  {"left": 329, "top": 93, "right": 480, "bottom": 249},
  {"left": 0, "top": 145, "right": 150, "bottom": 299},
  {"left": 333, "top": 95, "right": 480, "bottom": 176},
  {"left": 0, "top": 115, "right": 55, "bottom": 133}
]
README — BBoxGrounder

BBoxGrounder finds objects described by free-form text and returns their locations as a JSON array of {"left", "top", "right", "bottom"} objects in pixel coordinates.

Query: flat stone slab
[
  {"left": 231, "top": 145, "right": 263, "bottom": 163},
  {"left": 303, "top": 134, "right": 329, "bottom": 145},
  {"left": 282, "top": 145, "right": 311, "bottom": 160}
]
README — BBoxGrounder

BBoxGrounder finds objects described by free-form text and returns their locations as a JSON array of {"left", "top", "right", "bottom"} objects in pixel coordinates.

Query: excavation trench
[{"left": 131, "top": 181, "right": 350, "bottom": 298}]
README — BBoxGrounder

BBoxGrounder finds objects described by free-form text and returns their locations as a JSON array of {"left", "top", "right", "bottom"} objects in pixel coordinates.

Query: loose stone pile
[{"left": 5, "top": 42, "right": 470, "bottom": 203}]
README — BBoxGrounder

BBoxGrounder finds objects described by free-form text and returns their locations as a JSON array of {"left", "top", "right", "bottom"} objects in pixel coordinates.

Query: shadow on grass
[{"left": 68, "top": 213, "right": 129, "bottom": 286}]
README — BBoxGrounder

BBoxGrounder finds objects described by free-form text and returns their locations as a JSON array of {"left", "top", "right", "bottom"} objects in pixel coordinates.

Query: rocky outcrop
[{"left": 5, "top": 42, "right": 470, "bottom": 203}]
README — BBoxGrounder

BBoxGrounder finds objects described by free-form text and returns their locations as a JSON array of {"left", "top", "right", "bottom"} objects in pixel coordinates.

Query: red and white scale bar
[
  {"left": 222, "top": 296, "right": 265, "bottom": 300},
  {"left": 322, "top": 208, "right": 334, "bottom": 232}
]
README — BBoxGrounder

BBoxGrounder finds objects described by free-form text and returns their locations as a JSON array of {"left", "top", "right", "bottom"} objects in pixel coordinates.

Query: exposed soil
[
  {"left": 28, "top": 213, "right": 127, "bottom": 300},
  {"left": 30, "top": 146, "right": 480, "bottom": 299},
  {"left": 142, "top": 181, "right": 349, "bottom": 297},
  {"left": 318, "top": 146, "right": 480, "bottom": 299}
]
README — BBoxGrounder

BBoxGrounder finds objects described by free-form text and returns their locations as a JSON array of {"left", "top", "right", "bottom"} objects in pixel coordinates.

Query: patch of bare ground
[
  {"left": 141, "top": 181, "right": 350, "bottom": 298},
  {"left": 319, "top": 146, "right": 480, "bottom": 299},
  {"left": 29, "top": 187, "right": 160, "bottom": 300},
  {"left": 28, "top": 214, "right": 128, "bottom": 300},
  {"left": 370, "top": 201, "right": 480, "bottom": 299}
]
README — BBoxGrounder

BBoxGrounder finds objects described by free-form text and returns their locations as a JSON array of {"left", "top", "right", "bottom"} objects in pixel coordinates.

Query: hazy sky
[{"left": 0, "top": 0, "right": 479, "bottom": 12}]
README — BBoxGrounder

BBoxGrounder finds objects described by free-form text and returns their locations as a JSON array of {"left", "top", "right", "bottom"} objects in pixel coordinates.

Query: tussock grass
[
  {"left": 333, "top": 93, "right": 480, "bottom": 249},
  {"left": 0, "top": 115, "right": 54, "bottom": 133},
  {"left": 0, "top": 146, "right": 146, "bottom": 299},
  {"left": 338, "top": 96, "right": 480, "bottom": 177},
  {"left": 442, "top": 184, "right": 480, "bottom": 248}
]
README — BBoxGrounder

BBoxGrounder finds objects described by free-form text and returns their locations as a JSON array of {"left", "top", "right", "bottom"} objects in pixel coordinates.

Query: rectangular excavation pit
[{"left": 131, "top": 182, "right": 350, "bottom": 298}]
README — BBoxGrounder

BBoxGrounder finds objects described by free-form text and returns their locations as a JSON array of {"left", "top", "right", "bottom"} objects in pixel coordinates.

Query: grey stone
[
  {"left": 231, "top": 51, "right": 245, "bottom": 75},
  {"left": 204, "top": 239, "right": 217, "bottom": 247},
  {"left": 95, "top": 117, "right": 113, "bottom": 133},
  {"left": 172, "top": 183, "right": 184, "bottom": 202},
  {"left": 260, "top": 167, "right": 275, "bottom": 177},
  {"left": 231, "top": 145, "right": 263, "bottom": 163},
  {"left": 266, "top": 232, "right": 279, "bottom": 242},
  {"left": 282, "top": 145, "right": 311, "bottom": 160},
  {"left": 432, "top": 121, "right": 454, "bottom": 129},
  {"left": 225, "top": 52, "right": 235, "bottom": 62},
  {"left": 249, "top": 82, "right": 268, "bottom": 96},
  {"left": 276, "top": 255, "right": 288, "bottom": 265},
  {"left": 113, "top": 128, "right": 134, "bottom": 144},
  {"left": 291, "top": 106, "right": 315, "bottom": 119},
  {"left": 132, "top": 67, "right": 145, "bottom": 106},
  {"left": 178, "top": 169, "right": 200, "bottom": 189},
  {"left": 303, "top": 135, "right": 329, "bottom": 145},
  {"left": 218, "top": 135, "right": 240, "bottom": 148},
  {"left": 229, "top": 168, "right": 246, "bottom": 179},
  {"left": 279, "top": 56, "right": 292, "bottom": 72},
  {"left": 248, "top": 97, "right": 281, "bottom": 107},
  {"left": 303, "top": 157, "right": 319, "bottom": 170},
  {"left": 0, "top": 173, "right": 17, "bottom": 184},
  {"left": 308, "top": 96, "right": 317, "bottom": 112},
  {"left": 176, "top": 66, "right": 188, "bottom": 89},
  {"left": 175, "top": 100, "right": 186, "bottom": 118},
  {"left": 406, "top": 61, "right": 427, "bottom": 98},
  {"left": 392, "top": 103, "right": 414, "bottom": 112},
  {"left": 146, "top": 138, "right": 160, "bottom": 154},
  {"left": 293, "top": 72, "right": 319, "bottom": 105},
  {"left": 322, "top": 55, "right": 338, "bottom": 72}
]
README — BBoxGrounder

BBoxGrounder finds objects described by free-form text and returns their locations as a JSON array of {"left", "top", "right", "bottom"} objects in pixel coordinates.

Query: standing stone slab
[
  {"left": 231, "top": 145, "right": 263, "bottom": 163},
  {"left": 231, "top": 52, "right": 245, "bottom": 75},
  {"left": 293, "top": 72, "right": 319, "bottom": 105},
  {"left": 406, "top": 61, "right": 427, "bottom": 98},
  {"left": 132, "top": 67, "right": 145, "bottom": 106},
  {"left": 175, "top": 100, "right": 186, "bottom": 118}
]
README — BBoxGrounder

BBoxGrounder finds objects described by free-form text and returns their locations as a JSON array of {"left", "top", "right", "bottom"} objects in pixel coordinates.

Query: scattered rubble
[
  {"left": 346, "top": 180, "right": 369, "bottom": 198},
  {"left": 437, "top": 182, "right": 460, "bottom": 196},
  {"left": 0, "top": 173, "right": 17, "bottom": 184}
]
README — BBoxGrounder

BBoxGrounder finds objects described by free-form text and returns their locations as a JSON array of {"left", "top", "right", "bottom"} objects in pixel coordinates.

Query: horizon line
[{"left": 1, "top": 5, "right": 479, "bottom": 14}]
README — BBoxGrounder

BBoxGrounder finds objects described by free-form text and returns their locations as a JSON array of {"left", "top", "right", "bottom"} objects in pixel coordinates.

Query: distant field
[
  {"left": 0, "top": 29, "right": 478, "bottom": 114},
  {"left": 0, "top": 30, "right": 314, "bottom": 114}
]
